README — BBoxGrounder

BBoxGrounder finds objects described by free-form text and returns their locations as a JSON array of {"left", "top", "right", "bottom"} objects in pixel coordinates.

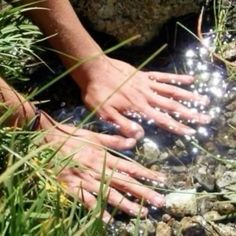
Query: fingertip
[
  {"left": 186, "top": 75, "right": 195, "bottom": 82},
  {"left": 130, "top": 122, "right": 144, "bottom": 139},
  {"left": 152, "top": 194, "right": 166, "bottom": 208},
  {"left": 102, "top": 213, "right": 113, "bottom": 224},
  {"left": 199, "top": 114, "right": 212, "bottom": 124},
  {"left": 201, "top": 95, "right": 210, "bottom": 106},
  {"left": 183, "top": 127, "right": 196, "bottom": 135},
  {"left": 155, "top": 173, "right": 167, "bottom": 183},
  {"left": 125, "top": 138, "right": 137, "bottom": 148},
  {"left": 129, "top": 205, "right": 148, "bottom": 218}
]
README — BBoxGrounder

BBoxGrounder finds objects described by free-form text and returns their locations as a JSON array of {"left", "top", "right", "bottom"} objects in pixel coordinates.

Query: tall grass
[
  {"left": 0, "top": 3, "right": 167, "bottom": 235},
  {"left": 1, "top": 1, "right": 235, "bottom": 236}
]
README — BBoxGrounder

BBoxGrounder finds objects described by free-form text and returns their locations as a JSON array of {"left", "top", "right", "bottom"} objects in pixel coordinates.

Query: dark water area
[{"left": 21, "top": 9, "right": 236, "bottom": 235}]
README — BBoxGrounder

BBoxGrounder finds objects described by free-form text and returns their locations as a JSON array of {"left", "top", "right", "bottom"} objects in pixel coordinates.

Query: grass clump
[
  {"left": 0, "top": 3, "right": 109, "bottom": 236},
  {"left": 0, "top": 1, "right": 43, "bottom": 82},
  {"left": 212, "top": 0, "right": 236, "bottom": 79}
]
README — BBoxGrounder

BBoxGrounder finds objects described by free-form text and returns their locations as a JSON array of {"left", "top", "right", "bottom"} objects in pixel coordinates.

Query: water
[{"left": 27, "top": 10, "right": 236, "bottom": 235}]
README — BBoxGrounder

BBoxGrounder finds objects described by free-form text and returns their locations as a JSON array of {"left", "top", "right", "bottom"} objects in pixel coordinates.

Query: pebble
[
  {"left": 216, "top": 171, "right": 236, "bottom": 201},
  {"left": 212, "top": 201, "right": 236, "bottom": 215},
  {"left": 193, "top": 165, "right": 216, "bottom": 191},
  {"left": 156, "top": 222, "right": 172, "bottom": 236},
  {"left": 203, "top": 210, "right": 222, "bottom": 221},
  {"left": 166, "top": 189, "right": 198, "bottom": 218}
]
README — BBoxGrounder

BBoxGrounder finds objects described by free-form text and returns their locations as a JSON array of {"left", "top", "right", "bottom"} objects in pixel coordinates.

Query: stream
[{"left": 27, "top": 10, "right": 236, "bottom": 236}]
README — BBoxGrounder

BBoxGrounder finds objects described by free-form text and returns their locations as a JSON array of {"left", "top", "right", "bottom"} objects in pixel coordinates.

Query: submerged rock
[
  {"left": 126, "top": 219, "right": 156, "bottom": 235},
  {"left": 166, "top": 189, "right": 198, "bottom": 218},
  {"left": 197, "top": 194, "right": 217, "bottom": 215},
  {"left": 193, "top": 165, "right": 216, "bottom": 191},
  {"left": 203, "top": 210, "right": 222, "bottom": 221},
  {"left": 179, "top": 216, "right": 207, "bottom": 236},
  {"left": 212, "top": 201, "right": 236, "bottom": 215},
  {"left": 216, "top": 171, "right": 236, "bottom": 202},
  {"left": 156, "top": 222, "right": 172, "bottom": 236}
]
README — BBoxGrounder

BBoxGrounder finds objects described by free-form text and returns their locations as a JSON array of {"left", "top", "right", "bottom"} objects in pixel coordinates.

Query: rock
[
  {"left": 156, "top": 222, "right": 172, "bottom": 236},
  {"left": 193, "top": 165, "right": 216, "bottom": 191},
  {"left": 166, "top": 189, "right": 198, "bottom": 218},
  {"left": 180, "top": 216, "right": 207, "bottom": 236},
  {"left": 159, "top": 152, "right": 169, "bottom": 162},
  {"left": 141, "top": 138, "right": 161, "bottom": 163},
  {"left": 126, "top": 219, "right": 156, "bottom": 235},
  {"left": 197, "top": 194, "right": 217, "bottom": 215},
  {"left": 213, "top": 201, "right": 236, "bottom": 215},
  {"left": 203, "top": 210, "right": 222, "bottom": 221},
  {"left": 71, "top": 0, "right": 203, "bottom": 45},
  {"left": 162, "top": 214, "right": 172, "bottom": 223},
  {"left": 216, "top": 171, "right": 236, "bottom": 201},
  {"left": 107, "top": 221, "right": 127, "bottom": 236},
  {"left": 179, "top": 216, "right": 236, "bottom": 236},
  {"left": 209, "top": 223, "right": 236, "bottom": 236}
]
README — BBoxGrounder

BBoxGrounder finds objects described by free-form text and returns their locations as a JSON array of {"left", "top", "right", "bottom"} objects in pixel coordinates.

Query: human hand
[
  {"left": 40, "top": 114, "right": 166, "bottom": 222},
  {"left": 74, "top": 57, "right": 211, "bottom": 139}
]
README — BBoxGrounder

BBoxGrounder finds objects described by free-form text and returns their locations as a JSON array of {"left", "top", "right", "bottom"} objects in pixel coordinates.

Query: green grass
[
  {"left": 212, "top": 0, "right": 236, "bottom": 80},
  {"left": 0, "top": 1, "right": 236, "bottom": 236},
  {"left": 0, "top": 1, "right": 46, "bottom": 83}
]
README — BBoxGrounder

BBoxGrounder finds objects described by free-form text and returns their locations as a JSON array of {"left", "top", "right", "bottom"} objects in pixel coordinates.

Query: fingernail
[
  {"left": 102, "top": 216, "right": 113, "bottom": 224},
  {"left": 126, "top": 138, "right": 136, "bottom": 147},
  {"left": 185, "top": 128, "right": 196, "bottom": 135},
  {"left": 200, "top": 115, "right": 212, "bottom": 124},
  {"left": 152, "top": 195, "right": 166, "bottom": 207},
  {"left": 131, "top": 206, "right": 148, "bottom": 217},
  {"left": 157, "top": 174, "right": 167, "bottom": 183},
  {"left": 131, "top": 122, "right": 144, "bottom": 139},
  {"left": 187, "top": 76, "right": 195, "bottom": 82},
  {"left": 201, "top": 96, "right": 210, "bottom": 105},
  {"left": 135, "top": 130, "right": 144, "bottom": 140}
]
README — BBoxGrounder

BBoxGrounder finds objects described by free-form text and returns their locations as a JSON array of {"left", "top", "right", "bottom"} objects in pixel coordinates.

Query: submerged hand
[
  {"left": 40, "top": 114, "right": 166, "bottom": 222},
  {"left": 75, "top": 57, "right": 211, "bottom": 139}
]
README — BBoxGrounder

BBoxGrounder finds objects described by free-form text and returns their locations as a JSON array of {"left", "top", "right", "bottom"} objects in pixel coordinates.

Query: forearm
[
  {"left": 0, "top": 77, "right": 57, "bottom": 131},
  {"left": 21, "top": 0, "right": 106, "bottom": 83},
  {"left": 0, "top": 77, "right": 36, "bottom": 126}
]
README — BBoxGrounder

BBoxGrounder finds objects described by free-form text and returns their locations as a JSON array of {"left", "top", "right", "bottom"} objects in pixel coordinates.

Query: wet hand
[
  {"left": 41, "top": 118, "right": 166, "bottom": 222},
  {"left": 75, "top": 57, "right": 211, "bottom": 139}
]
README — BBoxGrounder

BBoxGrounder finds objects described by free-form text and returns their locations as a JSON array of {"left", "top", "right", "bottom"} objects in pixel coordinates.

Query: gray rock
[
  {"left": 212, "top": 201, "right": 236, "bottom": 215},
  {"left": 71, "top": 0, "right": 202, "bottom": 45},
  {"left": 203, "top": 210, "right": 222, "bottom": 221},
  {"left": 216, "top": 171, "right": 236, "bottom": 201},
  {"left": 179, "top": 216, "right": 236, "bottom": 236},
  {"left": 126, "top": 219, "right": 156, "bottom": 235},
  {"left": 193, "top": 165, "right": 216, "bottom": 191},
  {"left": 142, "top": 138, "right": 161, "bottom": 161},
  {"left": 197, "top": 194, "right": 217, "bottom": 215},
  {"left": 162, "top": 213, "right": 172, "bottom": 223},
  {"left": 156, "top": 222, "right": 172, "bottom": 236},
  {"left": 166, "top": 189, "right": 198, "bottom": 217},
  {"left": 179, "top": 216, "right": 207, "bottom": 236}
]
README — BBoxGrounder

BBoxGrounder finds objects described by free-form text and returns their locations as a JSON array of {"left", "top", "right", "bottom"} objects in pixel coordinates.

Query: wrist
[{"left": 71, "top": 54, "right": 110, "bottom": 89}]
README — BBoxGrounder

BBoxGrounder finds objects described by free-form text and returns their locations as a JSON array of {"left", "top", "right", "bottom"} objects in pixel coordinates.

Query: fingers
[
  {"left": 106, "top": 154, "right": 166, "bottom": 182},
  {"left": 142, "top": 106, "right": 197, "bottom": 135},
  {"left": 58, "top": 169, "right": 112, "bottom": 223},
  {"left": 101, "top": 108, "right": 144, "bottom": 139},
  {"left": 59, "top": 169, "right": 148, "bottom": 219},
  {"left": 95, "top": 133, "right": 136, "bottom": 150},
  {"left": 109, "top": 171, "right": 165, "bottom": 207},
  {"left": 145, "top": 91, "right": 211, "bottom": 124},
  {"left": 147, "top": 72, "right": 194, "bottom": 84},
  {"left": 150, "top": 81, "right": 210, "bottom": 105}
]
